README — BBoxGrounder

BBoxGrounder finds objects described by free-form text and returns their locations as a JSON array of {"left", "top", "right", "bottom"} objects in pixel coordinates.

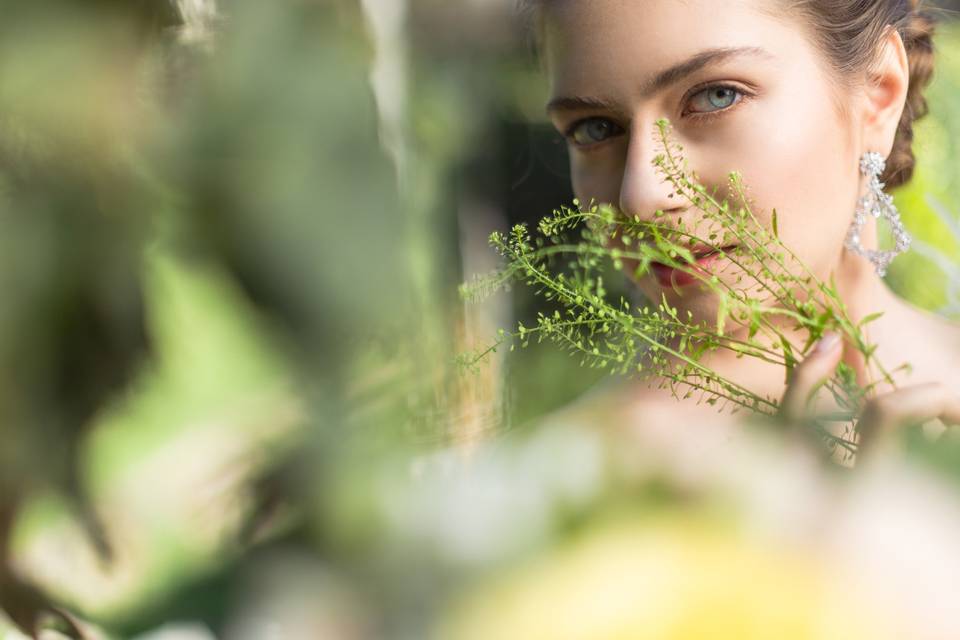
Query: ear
[{"left": 859, "top": 27, "right": 910, "bottom": 159}]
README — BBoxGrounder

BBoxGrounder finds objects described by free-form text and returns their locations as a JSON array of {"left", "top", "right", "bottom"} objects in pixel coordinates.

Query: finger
[
  {"left": 779, "top": 331, "right": 844, "bottom": 421},
  {"left": 857, "top": 382, "right": 960, "bottom": 460}
]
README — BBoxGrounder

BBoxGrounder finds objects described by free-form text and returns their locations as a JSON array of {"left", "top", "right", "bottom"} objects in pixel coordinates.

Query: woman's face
[{"left": 542, "top": 0, "right": 865, "bottom": 327}]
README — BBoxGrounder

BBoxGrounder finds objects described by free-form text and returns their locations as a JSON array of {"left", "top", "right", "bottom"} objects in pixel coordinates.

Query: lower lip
[{"left": 651, "top": 251, "right": 725, "bottom": 288}]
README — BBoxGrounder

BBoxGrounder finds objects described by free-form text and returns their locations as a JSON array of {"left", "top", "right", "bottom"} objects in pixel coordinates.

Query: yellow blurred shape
[{"left": 441, "top": 511, "right": 892, "bottom": 640}]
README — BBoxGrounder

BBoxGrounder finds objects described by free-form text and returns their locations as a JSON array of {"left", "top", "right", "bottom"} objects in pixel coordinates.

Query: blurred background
[{"left": 1, "top": 0, "right": 960, "bottom": 638}]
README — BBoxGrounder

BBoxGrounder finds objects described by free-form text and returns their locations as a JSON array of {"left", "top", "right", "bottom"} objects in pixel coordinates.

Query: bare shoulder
[
  {"left": 877, "top": 298, "right": 960, "bottom": 393},
  {"left": 930, "top": 311, "right": 960, "bottom": 387}
]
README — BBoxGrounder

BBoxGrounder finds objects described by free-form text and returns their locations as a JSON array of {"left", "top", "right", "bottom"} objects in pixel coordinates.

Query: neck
[{"left": 829, "top": 244, "right": 905, "bottom": 389}]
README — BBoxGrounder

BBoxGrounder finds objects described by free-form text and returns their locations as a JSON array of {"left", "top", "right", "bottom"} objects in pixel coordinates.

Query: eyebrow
[{"left": 545, "top": 46, "right": 773, "bottom": 116}]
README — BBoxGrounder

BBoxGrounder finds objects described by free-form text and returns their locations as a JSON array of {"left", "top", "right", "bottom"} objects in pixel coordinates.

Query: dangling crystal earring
[{"left": 844, "top": 151, "right": 911, "bottom": 277}]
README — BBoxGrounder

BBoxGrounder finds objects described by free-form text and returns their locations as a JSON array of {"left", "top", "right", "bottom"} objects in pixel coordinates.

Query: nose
[{"left": 618, "top": 126, "right": 685, "bottom": 221}]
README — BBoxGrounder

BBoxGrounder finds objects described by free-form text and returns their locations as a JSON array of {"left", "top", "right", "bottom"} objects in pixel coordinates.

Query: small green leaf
[{"left": 858, "top": 311, "right": 884, "bottom": 328}]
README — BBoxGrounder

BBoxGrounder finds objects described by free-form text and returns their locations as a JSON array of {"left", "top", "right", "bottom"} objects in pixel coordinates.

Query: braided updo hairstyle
[{"left": 520, "top": 0, "right": 941, "bottom": 189}]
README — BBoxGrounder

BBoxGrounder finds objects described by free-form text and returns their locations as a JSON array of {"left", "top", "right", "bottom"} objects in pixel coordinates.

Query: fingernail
[{"left": 813, "top": 331, "right": 841, "bottom": 354}]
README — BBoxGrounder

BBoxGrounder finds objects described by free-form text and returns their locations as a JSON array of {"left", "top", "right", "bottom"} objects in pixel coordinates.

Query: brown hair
[{"left": 520, "top": 0, "right": 945, "bottom": 189}]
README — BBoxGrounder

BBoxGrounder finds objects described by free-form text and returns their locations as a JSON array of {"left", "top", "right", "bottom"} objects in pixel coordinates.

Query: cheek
[
  {"left": 569, "top": 145, "right": 627, "bottom": 206},
  {"left": 707, "top": 85, "right": 858, "bottom": 274}
]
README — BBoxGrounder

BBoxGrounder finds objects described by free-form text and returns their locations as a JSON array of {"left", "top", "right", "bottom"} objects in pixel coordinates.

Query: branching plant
[{"left": 460, "top": 118, "right": 909, "bottom": 462}]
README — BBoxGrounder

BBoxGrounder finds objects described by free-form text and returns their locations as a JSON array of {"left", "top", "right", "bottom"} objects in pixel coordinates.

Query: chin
[{"left": 632, "top": 276, "right": 725, "bottom": 329}]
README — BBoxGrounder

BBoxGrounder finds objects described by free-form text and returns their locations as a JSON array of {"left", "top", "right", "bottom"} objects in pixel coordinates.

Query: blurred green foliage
[
  {"left": 0, "top": 2, "right": 959, "bottom": 639},
  {"left": 1, "top": 0, "right": 421, "bottom": 635}
]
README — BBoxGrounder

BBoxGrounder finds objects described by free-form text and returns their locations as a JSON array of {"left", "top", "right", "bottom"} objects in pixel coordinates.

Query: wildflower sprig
[{"left": 460, "top": 118, "right": 908, "bottom": 459}]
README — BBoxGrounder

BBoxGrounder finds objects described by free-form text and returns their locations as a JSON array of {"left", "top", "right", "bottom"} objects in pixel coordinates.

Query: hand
[{"left": 779, "top": 331, "right": 960, "bottom": 464}]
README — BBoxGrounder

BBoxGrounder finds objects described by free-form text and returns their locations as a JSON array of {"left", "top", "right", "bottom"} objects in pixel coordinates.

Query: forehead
[{"left": 542, "top": 0, "right": 807, "bottom": 96}]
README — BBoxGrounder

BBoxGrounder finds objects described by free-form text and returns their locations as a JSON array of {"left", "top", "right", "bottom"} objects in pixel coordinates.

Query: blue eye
[
  {"left": 686, "top": 85, "right": 743, "bottom": 116},
  {"left": 567, "top": 117, "right": 622, "bottom": 146}
]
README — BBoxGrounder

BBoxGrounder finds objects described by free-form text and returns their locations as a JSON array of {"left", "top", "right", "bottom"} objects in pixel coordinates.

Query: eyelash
[
  {"left": 563, "top": 83, "right": 750, "bottom": 149},
  {"left": 682, "top": 82, "right": 749, "bottom": 122}
]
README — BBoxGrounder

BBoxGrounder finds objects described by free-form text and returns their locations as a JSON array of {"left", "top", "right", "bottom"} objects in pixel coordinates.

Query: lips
[{"left": 650, "top": 244, "right": 737, "bottom": 288}]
